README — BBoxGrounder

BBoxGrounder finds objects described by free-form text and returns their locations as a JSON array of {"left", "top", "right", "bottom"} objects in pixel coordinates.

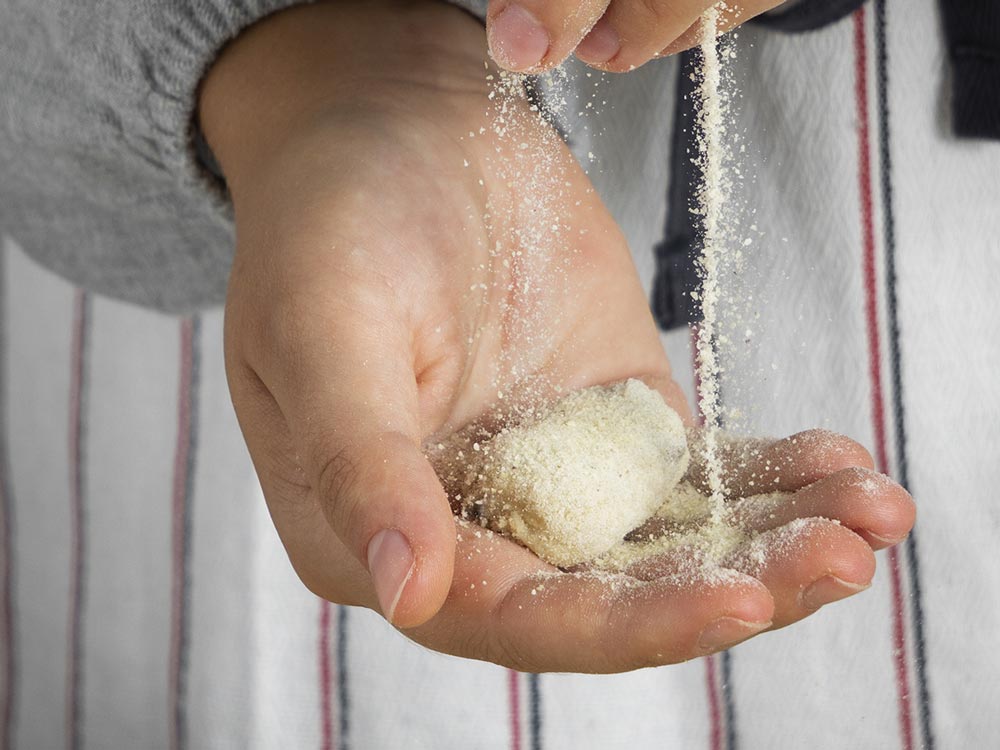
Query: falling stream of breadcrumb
[{"left": 693, "top": 4, "right": 729, "bottom": 523}]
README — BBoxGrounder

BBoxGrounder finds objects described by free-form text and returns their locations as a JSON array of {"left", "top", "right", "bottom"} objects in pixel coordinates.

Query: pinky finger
[{"left": 726, "top": 519, "right": 875, "bottom": 630}]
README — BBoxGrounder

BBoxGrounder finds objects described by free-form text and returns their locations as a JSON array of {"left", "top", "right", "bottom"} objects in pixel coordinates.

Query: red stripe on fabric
[
  {"left": 854, "top": 0, "right": 889, "bottom": 479},
  {"left": 169, "top": 319, "right": 194, "bottom": 750},
  {"left": 852, "top": 10, "right": 914, "bottom": 750},
  {"left": 887, "top": 546, "right": 911, "bottom": 735},
  {"left": 65, "top": 291, "right": 86, "bottom": 750},
  {"left": 691, "top": 325, "right": 726, "bottom": 750},
  {"left": 703, "top": 656, "right": 723, "bottom": 750},
  {"left": 319, "top": 601, "right": 334, "bottom": 750},
  {"left": 508, "top": 670, "right": 522, "bottom": 750}
]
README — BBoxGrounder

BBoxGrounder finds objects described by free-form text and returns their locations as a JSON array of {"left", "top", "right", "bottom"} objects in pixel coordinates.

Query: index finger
[{"left": 685, "top": 429, "right": 876, "bottom": 497}]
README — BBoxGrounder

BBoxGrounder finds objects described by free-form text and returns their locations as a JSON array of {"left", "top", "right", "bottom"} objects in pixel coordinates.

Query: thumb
[
  {"left": 487, "top": 0, "right": 611, "bottom": 72},
  {"left": 313, "top": 430, "right": 456, "bottom": 629},
  {"left": 258, "top": 317, "right": 456, "bottom": 629}
]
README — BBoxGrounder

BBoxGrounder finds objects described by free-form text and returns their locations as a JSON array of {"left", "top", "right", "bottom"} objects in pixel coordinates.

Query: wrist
[{"left": 198, "top": 0, "right": 487, "bottom": 196}]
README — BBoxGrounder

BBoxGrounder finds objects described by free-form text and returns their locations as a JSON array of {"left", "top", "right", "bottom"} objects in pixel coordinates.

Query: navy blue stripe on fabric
[
  {"left": 528, "top": 674, "right": 542, "bottom": 750},
  {"left": 714, "top": 349, "right": 738, "bottom": 750},
  {"left": 873, "top": 2, "right": 935, "bottom": 748},
  {"left": 719, "top": 626, "right": 738, "bottom": 750},
  {"left": 652, "top": 49, "right": 704, "bottom": 332},
  {"left": 67, "top": 291, "right": 91, "bottom": 750},
  {"left": 337, "top": 606, "right": 349, "bottom": 750},
  {"left": 0, "top": 248, "right": 15, "bottom": 750}
]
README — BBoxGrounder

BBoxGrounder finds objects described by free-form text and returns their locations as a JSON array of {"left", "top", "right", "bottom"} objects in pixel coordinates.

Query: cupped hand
[
  {"left": 485, "top": 0, "right": 786, "bottom": 73},
  {"left": 622, "top": 430, "right": 916, "bottom": 635},
  {"left": 200, "top": 0, "right": 913, "bottom": 673}
]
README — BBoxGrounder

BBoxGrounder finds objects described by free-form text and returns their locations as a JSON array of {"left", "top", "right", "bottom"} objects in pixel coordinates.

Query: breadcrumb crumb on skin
[
  {"left": 725, "top": 517, "right": 835, "bottom": 577},
  {"left": 595, "top": 520, "right": 748, "bottom": 576}
]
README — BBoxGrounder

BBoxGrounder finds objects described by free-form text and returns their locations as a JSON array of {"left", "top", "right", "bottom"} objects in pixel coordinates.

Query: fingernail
[
  {"left": 869, "top": 531, "right": 907, "bottom": 546},
  {"left": 367, "top": 529, "right": 415, "bottom": 625},
  {"left": 575, "top": 18, "right": 620, "bottom": 64},
  {"left": 488, "top": 4, "right": 549, "bottom": 72},
  {"left": 800, "top": 575, "right": 870, "bottom": 610},
  {"left": 698, "top": 617, "right": 770, "bottom": 653}
]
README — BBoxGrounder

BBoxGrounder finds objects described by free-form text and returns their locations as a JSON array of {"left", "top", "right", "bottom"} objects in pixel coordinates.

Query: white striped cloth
[{"left": 2, "top": 1, "right": 998, "bottom": 748}]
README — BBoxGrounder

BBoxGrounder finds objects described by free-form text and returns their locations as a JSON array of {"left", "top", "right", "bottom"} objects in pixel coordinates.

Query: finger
[
  {"left": 576, "top": 0, "right": 710, "bottom": 69},
  {"left": 729, "top": 468, "right": 916, "bottom": 550},
  {"left": 592, "top": 508, "right": 747, "bottom": 581},
  {"left": 578, "top": 0, "right": 782, "bottom": 70},
  {"left": 658, "top": 2, "right": 780, "bottom": 58},
  {"left": 241, "top": 294, "right": 456, "bottom": 629},
  {"left": 486, "top": 0, "right": 611, "bottom": 73},
  {"left": 686, "top": 429, "right": 875, "bottom": 497},
  {"left": 410, "top": 522, "right": 775, "bottom": 671},
  {"left": 613, "top": 536, "right": 738, "bottom": 582},
  {"left": 727, "top": 518, "right": 876, "bottom": 629},
  {"left": 226, "top": 366, "right": 380, "bottom": 609}
]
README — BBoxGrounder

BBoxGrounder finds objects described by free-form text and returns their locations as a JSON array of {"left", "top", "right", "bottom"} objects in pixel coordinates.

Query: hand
[
  {"left": 485, "top": 0, "right": 786, "bottom": 73},
  {"left": 201, "top": 0, "right": 913, "bottom": 672},
  {"left": 621, "top": 430, "right": 916, "bottom": 634}
]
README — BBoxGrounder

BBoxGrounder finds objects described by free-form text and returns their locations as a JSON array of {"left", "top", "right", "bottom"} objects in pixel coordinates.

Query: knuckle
[
  {"left": 314, "top": 444, "right": 364, "bottom": 530},
  {"left": 452, "top": 625, "right": 497, "bottom": 664},
  {"left": 489, "top": 626, "right": 536, "bottom": 672},
  {"left": 491, "top": 589, "right": 539, "bottom": 671}
]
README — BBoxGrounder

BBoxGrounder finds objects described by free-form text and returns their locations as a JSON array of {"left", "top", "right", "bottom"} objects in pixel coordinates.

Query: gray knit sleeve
[
  {"left": 0, "top": 0, "right": 488, "bottom": 312},
  {"left": 452, "top": 0, "right": 489, "bottom": 19}
]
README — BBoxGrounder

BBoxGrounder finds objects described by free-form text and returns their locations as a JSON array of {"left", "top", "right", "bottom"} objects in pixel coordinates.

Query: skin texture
[
  {"left": 485, "top": 0, "right": 787, "bottom": 73},
  {"left": 199, "top": 0, "right": 915, "bottom": 672}
]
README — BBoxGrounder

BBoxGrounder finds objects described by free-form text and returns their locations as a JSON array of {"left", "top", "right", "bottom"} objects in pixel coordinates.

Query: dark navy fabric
[
  {"left": 651, "top": 49, "right": 705, "bottom": 331},
  {"left": 652, "top": 4, "right": 872, "bottom": 332},
  {"left": 940, "top": 0, "right": 1000, "bottom": 139}
]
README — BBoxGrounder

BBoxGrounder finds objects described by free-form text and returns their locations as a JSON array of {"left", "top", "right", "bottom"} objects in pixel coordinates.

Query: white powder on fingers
[
  {"left": 594, "top": 521, "right": 748, "bottom": 574},
  {"left": 654, "top": 480, "right": 713, "bottom": 524},
  {"left": 726, "top": 517, "right": 840, "bottom": 576}
]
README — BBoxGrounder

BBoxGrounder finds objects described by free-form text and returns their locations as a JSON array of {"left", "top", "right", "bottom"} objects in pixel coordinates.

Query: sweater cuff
[
  {"left": 167, "top": 0, "right": 490, "bottom": 199},
  {"left": 142, "top": 1, "right": 319, "bottom": 209}
]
